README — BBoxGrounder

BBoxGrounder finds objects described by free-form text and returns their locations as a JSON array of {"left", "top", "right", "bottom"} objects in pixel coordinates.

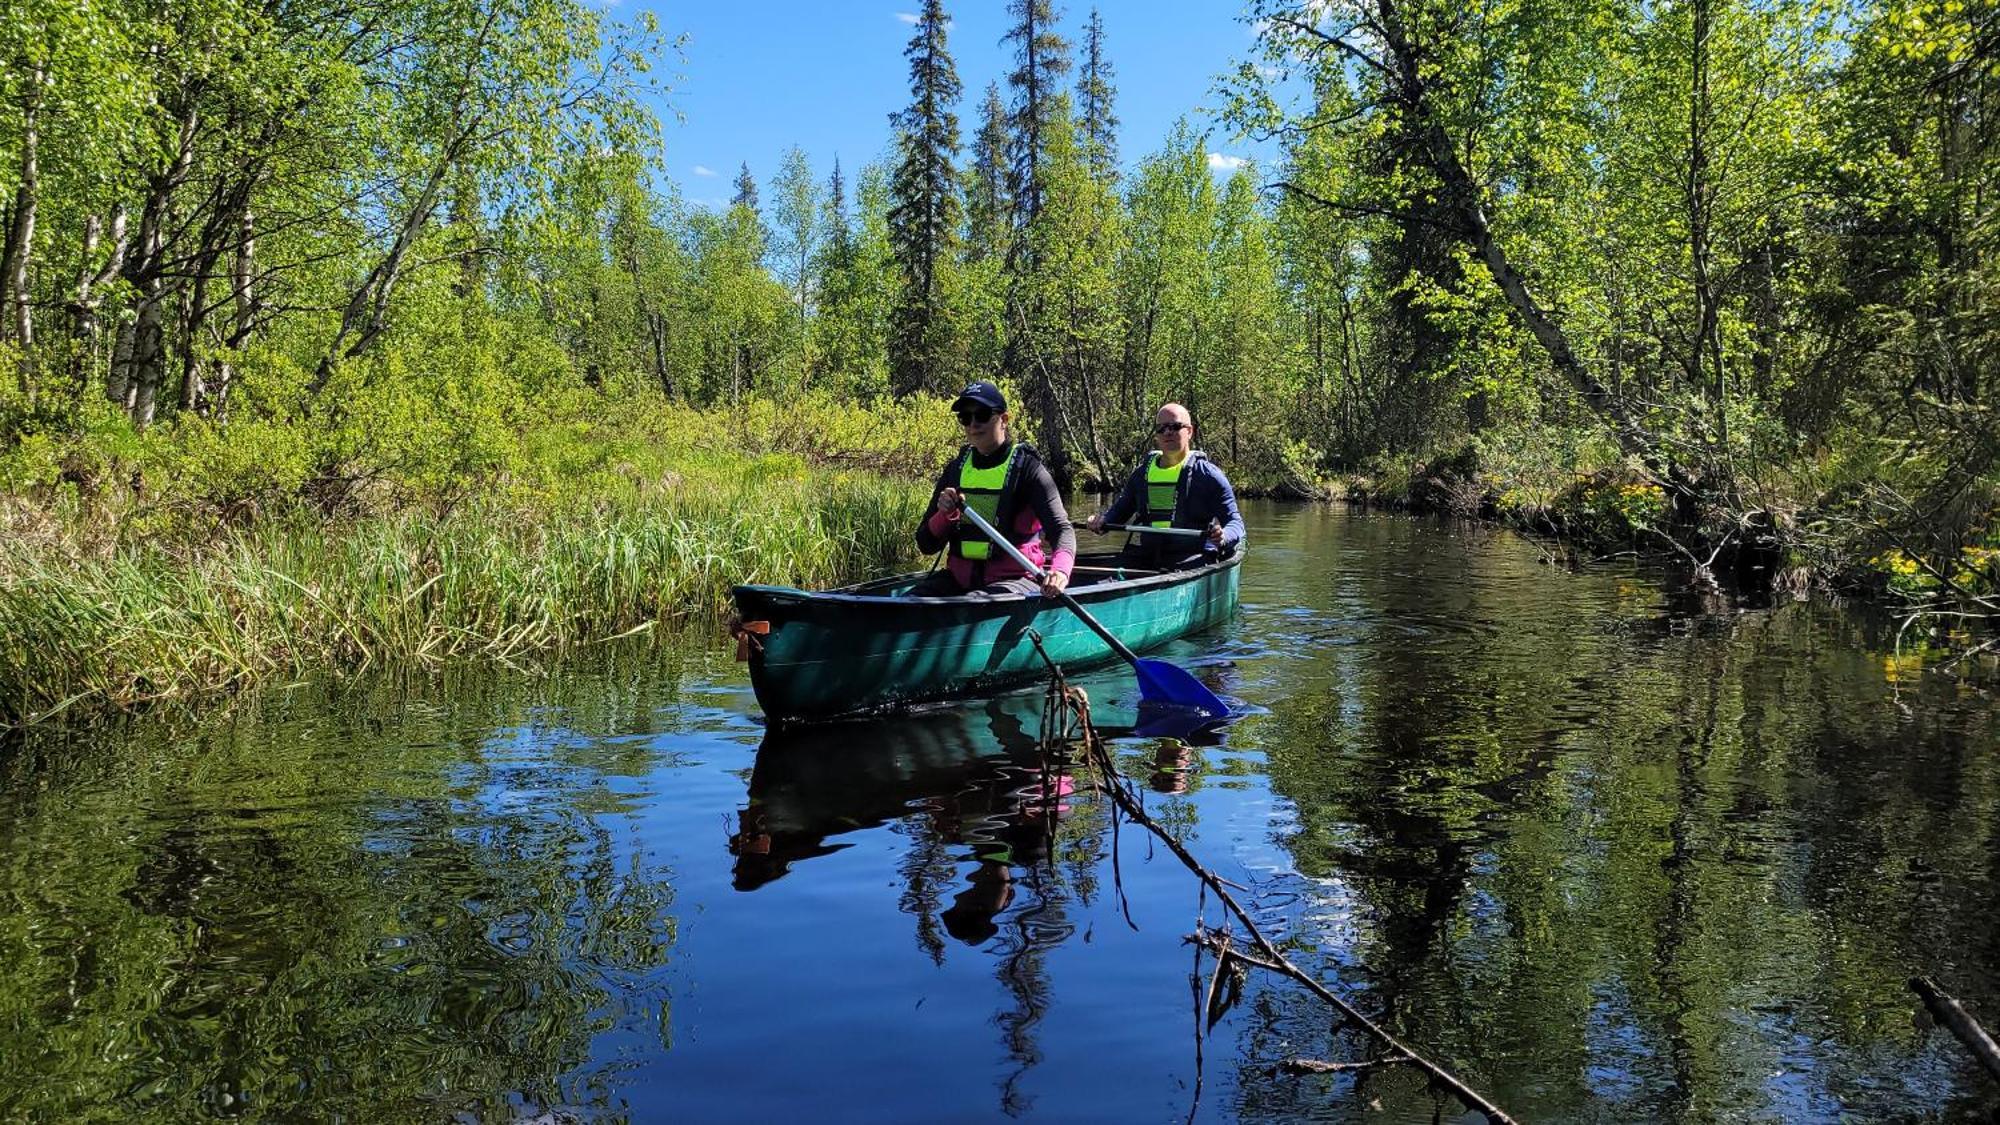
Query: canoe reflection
[{"left": 729, "top": 695, "right": 1058, "bottom": 899}]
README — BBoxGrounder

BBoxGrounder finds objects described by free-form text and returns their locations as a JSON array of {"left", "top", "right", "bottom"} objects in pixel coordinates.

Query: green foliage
[
  {"left": 0, "top": 394, "right": 940, "bottom": 728},
  {"left": 7, "top": 0, "right": 2000, "bottom": 736}
]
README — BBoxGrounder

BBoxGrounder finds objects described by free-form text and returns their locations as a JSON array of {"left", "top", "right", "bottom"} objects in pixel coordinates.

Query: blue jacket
[{"left": 1101, "top": 451, "right": 1245, "bottom": 556}]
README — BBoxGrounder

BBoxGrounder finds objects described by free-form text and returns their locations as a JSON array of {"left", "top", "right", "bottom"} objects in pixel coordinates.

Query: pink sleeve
[
  {"left": 927, "top": 509, "right": 960, "bottom": 538},
  {"left": 1050, "top": 548, "right": 1075, "bottom": 577}
]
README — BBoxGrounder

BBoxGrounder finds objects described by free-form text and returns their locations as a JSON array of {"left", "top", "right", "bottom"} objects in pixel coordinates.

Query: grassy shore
[
  {"left": 0, "top": 395, "right": 947, "bottom": 730},
  {"left": 1, "top": 475, "right": 925, "bottom": 729}
]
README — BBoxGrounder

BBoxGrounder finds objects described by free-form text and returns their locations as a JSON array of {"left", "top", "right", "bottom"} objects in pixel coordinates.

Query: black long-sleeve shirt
[{"left": 914, "top": 442, "right": 1076, "bottom": 587}]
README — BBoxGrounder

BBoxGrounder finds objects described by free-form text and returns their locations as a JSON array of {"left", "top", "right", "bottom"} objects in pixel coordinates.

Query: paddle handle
[
  {"left": 1100, "top": 521, "right": 1206, "bottom": 539},
  {"left": 957, "top": 504, "right": 1144, "bottom": 667}
]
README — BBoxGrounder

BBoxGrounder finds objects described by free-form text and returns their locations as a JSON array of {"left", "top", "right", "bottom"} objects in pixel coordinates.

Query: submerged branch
[
  {"left": 1033, "top": 671, "right": 1518, "bottom": 1124},
  {"left": 1277, "top": 1054, "right": 1414, "bottom": 1075},
  {"left": 1911, "top": 976, "right": 2000, "bottom": 1087}
]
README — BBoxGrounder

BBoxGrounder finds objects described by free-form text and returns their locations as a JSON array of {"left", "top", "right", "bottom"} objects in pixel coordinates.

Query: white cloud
[
  {"left": 896, "top": 11, "right": 920, "bottom": 22},
  {"left": 691, "top": 164, "right": 718, "bottom": 177},
  {"left": 1206, "top": 153, "right": 1248, "bottom": 172}
]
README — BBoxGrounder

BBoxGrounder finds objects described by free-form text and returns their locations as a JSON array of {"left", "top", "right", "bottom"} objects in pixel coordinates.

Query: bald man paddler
[{"left": 1086, "top": 402, "right": 1244, "bottom": 571}]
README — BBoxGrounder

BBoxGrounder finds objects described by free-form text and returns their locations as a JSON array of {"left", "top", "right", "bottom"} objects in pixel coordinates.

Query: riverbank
[
  {"left": 1309, "top": 445, "right": 1999, "bottom": 615},
  {"left": 0, "top": 394, "right": 942, "bottom": 730}
]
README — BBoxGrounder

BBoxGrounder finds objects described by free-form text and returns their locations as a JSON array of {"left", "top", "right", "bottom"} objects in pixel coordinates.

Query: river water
[{"left": 3, "top": 501, "right": 1997, "bottom": 1123}]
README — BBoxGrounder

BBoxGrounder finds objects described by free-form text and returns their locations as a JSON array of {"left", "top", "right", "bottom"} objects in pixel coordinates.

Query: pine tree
[
  {"left": 1075, "top": 8, "right": 1119, "bottom": 186},
  {"left": 887, "top": 0, "right": 964, "bottom": 398},
  {"left": 732, "top": 162, "right": 759, "bottom": 212}
]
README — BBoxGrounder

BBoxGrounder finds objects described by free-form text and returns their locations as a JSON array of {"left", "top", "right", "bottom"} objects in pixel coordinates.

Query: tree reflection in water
[{"left": 0, "top": 665, "right": 690, "bottom": 1122}]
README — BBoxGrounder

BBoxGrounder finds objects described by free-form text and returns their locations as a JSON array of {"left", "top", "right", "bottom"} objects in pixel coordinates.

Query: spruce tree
[
  {"left": 1002, "top": 0, "right": 1071, "bottom": 240},
  {"left": 826, "top": 157, "right": 851, "bottom": 250},
  {"left": 732, "top": 162, "right": 759, "bottom": 212},
  {"left": 815, "top": 157, "right": 869, "bottom": 393},
  {"left": 965, "top": 83, "right": 1012, "bottom": 264},
  {"left": 1076, "top": 8, "right": 1119, "bottom": 186},
  {"left": 1002, "top": 0, "right": 1073, "bottom": 476},
  {"left": 887, "top": 0, "right": 964, "bottom": 398}
]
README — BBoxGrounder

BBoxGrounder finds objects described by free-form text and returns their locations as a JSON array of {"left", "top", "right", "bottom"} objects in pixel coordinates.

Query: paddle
[
  {"left": 956, "top": 503, "right": 1233, "bottom": 720},
  {"left": 1098, "top": 522, "right": 1205, "bottom": 538}
]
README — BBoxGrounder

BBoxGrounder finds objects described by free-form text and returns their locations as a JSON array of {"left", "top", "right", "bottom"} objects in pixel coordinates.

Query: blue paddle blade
[
  {"left": 1131, "top": 704, "right": 1228, "bottom": 741},
  {"left": 1132, "top": 658, "right": 1233, "bottom": 719}
]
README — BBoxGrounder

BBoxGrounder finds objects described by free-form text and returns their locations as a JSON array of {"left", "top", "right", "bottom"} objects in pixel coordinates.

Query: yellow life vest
[
  {"left": 954, "top": 444, "right": 1024, "bottom": 560},
  {"left": 1143, "top": 452, "right": 1188, "bottom": 528}
]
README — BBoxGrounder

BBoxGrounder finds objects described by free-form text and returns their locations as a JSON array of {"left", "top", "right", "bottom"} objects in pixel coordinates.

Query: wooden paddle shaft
[{"left": 957, "top": 504, "right": 1145, "bottom": 667}]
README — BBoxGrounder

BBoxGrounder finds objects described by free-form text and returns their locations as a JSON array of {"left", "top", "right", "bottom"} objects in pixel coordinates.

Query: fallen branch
[
  {"left": 1038, "top": 676, "right": 1518, "bottom": 1124},
  {"left": 1911, "top": 976, "right": 2000, "bottom": 1087},
  {"left": 1277, "top": 1054, "right": 1414, "bottom": 1076}
]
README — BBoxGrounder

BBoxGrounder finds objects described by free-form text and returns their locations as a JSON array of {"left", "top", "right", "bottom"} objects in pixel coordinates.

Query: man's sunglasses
[
  {"left": 955, "top": 407, "right": 996, "bottom": 425},
  {"left": 1155, "top": 422, "right": 1190, "bottom": 434}
]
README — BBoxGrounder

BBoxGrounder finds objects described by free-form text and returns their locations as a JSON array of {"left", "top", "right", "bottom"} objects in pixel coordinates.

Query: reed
[{"left": 0, "top": 469, "right": 927, "bottom": 728}]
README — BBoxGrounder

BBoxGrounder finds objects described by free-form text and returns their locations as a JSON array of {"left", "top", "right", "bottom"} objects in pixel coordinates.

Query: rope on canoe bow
[{"left": 727, "top": 615, "right": 768, "bottom": 661}]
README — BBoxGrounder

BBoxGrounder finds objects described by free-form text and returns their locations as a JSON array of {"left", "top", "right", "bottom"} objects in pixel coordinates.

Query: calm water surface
[{"left": 4, "top": 501, "right": 1998, "bottom": 1122}]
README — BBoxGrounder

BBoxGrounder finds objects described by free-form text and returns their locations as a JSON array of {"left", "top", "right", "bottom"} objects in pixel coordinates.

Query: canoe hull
[{"left": 731, "top": 554, "right": 1241, "bottom": 724}]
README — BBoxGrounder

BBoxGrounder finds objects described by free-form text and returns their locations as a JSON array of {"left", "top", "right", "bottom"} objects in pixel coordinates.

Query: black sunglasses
[
  {"left": 1155, "top": 421, "right": 1189, "bottom": 434},
  {"left": 955, "top": 406, "right": 995, "bottom": 425}
]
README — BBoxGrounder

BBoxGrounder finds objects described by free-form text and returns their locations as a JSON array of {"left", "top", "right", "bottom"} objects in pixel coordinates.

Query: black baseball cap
[{"left": 951, "top": 381, "right": 1006, "bottom": 413}]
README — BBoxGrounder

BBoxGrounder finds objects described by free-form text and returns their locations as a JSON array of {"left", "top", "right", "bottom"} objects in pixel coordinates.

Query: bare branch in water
[{"left": 1029, "top": 667, "right": 1520, "bottom": 1125}]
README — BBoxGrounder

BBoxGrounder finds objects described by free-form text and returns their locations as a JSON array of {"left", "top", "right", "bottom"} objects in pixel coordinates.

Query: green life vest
[
  {"left": 1143, "top": 453, "right": 1188, "bottom": 528},
  {"left": 954, "top": 444, "right": 1025, "bottom": 560}
]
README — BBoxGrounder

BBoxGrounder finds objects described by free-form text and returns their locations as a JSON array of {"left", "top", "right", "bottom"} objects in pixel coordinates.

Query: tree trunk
[
  {"left": 116, "top": 104, "right": 200, "bottom": 425},
  {"left": 70, "top": 207, "right": 130, "bottom": 387},
  {"left": 122, "top": 186, "right": 172, "bottom": 426},
  {"left": 648, "top": 310, "right": 671, "bottom": 397},
  {"left": 130, "top": 287, "right": 165, "bottom": 426},
  {"left": 177, "top": 270, "right": 209, "bottom": 413},
  {"left": 1686, "top": 0, "right": 1727, "bottom": 445},
  {"left": 215, "top": 205, "right": 257, "bottom": 418},
  {"left": 1370, "top": 0, "right": 1663, "bottom": 469},
  {"left": 106, "top": 320, "right": 135, "bottom": 408},
  {"left": 310, "top": 156, "right": 456, "bottom": 396},
  {"left": 1, "top": 68, "right": 43, "bottom": 395}
]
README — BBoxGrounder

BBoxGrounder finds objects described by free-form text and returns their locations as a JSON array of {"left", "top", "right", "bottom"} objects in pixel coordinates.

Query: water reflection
[
  {"left": 728, "top": 696, "right": 1117, "bottom": 1114},
  {"left": 729, "top": 697, "right": 1048, "bottom": 894},
  {"left": 6, "top": 504, "right": 2000, "bottom": 1123},
  {"left": 1223, "top": 503, "right": 2000, "bottom": 1123},
  {"left": 0, "top": 666, "right": 693, "bottom": 1122}
]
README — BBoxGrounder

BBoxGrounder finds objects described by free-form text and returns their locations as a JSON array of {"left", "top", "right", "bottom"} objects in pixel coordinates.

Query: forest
[{"left": 1, "top": 0, "right": 1996, "bottom": 724}]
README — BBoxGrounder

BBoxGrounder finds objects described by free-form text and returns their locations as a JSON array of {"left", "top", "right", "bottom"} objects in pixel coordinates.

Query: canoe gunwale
[{"left": 735, "top": 549, "right": 1242, "bottom": 610}]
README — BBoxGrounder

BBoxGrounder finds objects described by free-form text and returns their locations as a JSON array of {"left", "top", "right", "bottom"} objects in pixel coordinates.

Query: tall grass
[{"left": 0, "top": 469, "right": 926, "bottom": 728}]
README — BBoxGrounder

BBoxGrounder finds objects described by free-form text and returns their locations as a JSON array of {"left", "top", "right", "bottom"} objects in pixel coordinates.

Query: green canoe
[{"left": 730, "top": 550, "right": 1242, "bottom": 724}]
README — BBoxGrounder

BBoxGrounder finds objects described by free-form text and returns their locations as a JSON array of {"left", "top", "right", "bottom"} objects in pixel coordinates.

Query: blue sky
[{"left": 625, "top": 2, "right": 1280, "bottom": 210}]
